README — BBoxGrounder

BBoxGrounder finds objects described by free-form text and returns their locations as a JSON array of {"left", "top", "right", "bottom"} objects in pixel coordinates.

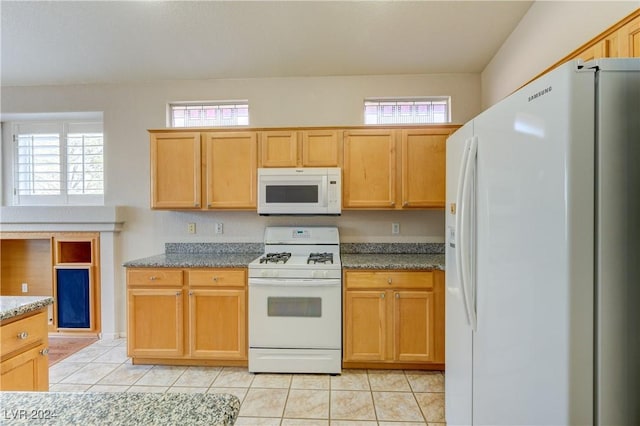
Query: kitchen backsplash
[
  {"left": 340, "top": 242, "right": 444, "bottom": 254},
  {"left": 165, "top": 242, "right": 263, "bottom": 254}
]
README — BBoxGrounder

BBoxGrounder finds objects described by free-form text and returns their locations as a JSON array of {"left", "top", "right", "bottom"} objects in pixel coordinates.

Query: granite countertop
[
  {"left": 0, "top": 392, "right": 239, "bottom": 426},
  {"left": 0, "top": 296, "right": 54, "bottom": 321},
  {"left": 341, "top": 253, "right": 445, "bottom": 270},
  {"left": 123, "top": 252, "right": 262, "bottom": 268}
]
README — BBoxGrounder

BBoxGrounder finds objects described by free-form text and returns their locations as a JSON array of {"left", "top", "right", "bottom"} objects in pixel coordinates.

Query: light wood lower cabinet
[
  {"left": 0, "top": 309, "right": 49, "bottom": 391},
  {"left": 126, "top": 267, "right": 247, "bottom": 366},
  {"left": 343, "top": 269, "right": 444, "bottom": 369}
]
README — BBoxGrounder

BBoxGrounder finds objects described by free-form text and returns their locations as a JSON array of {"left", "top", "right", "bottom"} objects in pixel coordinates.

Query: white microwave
[{"left": 257, "top": 168, "right": 341, "bottom": 215}]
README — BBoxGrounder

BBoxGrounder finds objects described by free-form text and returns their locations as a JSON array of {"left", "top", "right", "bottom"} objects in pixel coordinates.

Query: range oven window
[
  {"left": 267, "top": 297, "right": 322, "bottom": 317},
  {"left": 265, "top": 185, "right": 318, "bottom": 203}
]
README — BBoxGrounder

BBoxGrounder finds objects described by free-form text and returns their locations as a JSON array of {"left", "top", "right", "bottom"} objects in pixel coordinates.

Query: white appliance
[
  {"left": 248, "top": 226, "right": 342, "bottom": 374},
  {"left": 257, "top": 167, "right": 341, "bottom": 215},
  {"left": 446, "top": 59, "right": 640, "bottom": 426}
]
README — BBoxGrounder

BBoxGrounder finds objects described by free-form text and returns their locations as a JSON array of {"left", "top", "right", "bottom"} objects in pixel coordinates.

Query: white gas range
[{"left": 248, "top": 226, "right": 342, "bottom": 374}]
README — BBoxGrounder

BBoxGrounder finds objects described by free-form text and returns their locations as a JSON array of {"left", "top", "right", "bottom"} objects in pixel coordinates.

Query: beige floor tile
[
  {"left": 372, "top": 391, "right": 424, "bottom": 422},
  {"left": 251, "top": 373, "right": 293, "bottom": 388},
  {"left": 415, "top": 392, "right": 445, "bottom": 423},
  {"left": 284, "top": 389, "right": 330, "bottom": 419},
  {"left": 379, "top": 423, "right": 426, "bottom": 426},
  {"left": 330, "top": 370, "right": 370, "bottom": 391},
  {"left": 368, "top": 369, "right": 411, "bottom": 391},
  {"left": 405, "top": 371, "right": 445, "bottom": 393},
  {"left": 92, "top": 345, "right": 129, "bottom": 363},
  {"left": 234, "top": 417, "right": 281, "bottom": 426},
  {"left": 91, "top": 338, "right": 124, "bottom": 347},
  {"left": 49, "top": 362, "right": 87, "bottom": 383},
  {"left": 239, "top": 388, "right": 288, "bottom": 417},
  {"left": 282, "top": 419, "right": 329, "bottom": 426},
  {"left": 173, "top": 366, "right": 221, "bottom": 387},
  {"left": 126, "top": 385, "right": 168, "bottom": 393},
  {"left": 49, "top": 383, "right": 91, "bottom": 392},
  {"left": 62, "top": 346, "right": 110, "bottom": 363},
  {"left": 134, "top": 365, "right": 186, "bottom": 386},
  {"left": 98, "top": 363, "right": 153, "bottom": 386},
  {"left": 88, "top": 384, "right": 130, "bottom": 393},
  {"left": 208, "top": 386, "right": 249, "bottom": 403},
  {"left": 166, "top": 386, "right": 208, "bottom": 394},
  {"left": 59, "top": 362, "right": 118, "bottom": 385},
  {"left": 329, "top": 419, "right": 378, "bottom": 425},
  {"left": 330, "top": 390, "right": 376, "bottom": 420},
  {"left": 212, "top": 367, "right": 255, "bottom": 387},
  {"left": 427, "top": 423, "right": 446, "bottom": 426},
  {"left": 291, "top": 374, "right": 331, "bottom": 390}
]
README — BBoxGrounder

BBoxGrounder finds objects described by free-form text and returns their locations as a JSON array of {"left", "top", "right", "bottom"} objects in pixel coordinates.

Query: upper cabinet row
[
  {"left": 149, "top": 126, "right": 458, "bottom": 211},
  {"left": 575, "top": 11, "right": 640, "bottom": 61}
]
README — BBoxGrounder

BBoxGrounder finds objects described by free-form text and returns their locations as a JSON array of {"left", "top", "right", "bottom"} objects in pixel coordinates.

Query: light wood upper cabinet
[
  {"left": 150, "top": 132, "right": 201, "bottom": 209},
  {"left": 401, "top": 129, "right": 449, "bottom": 208},
  {"left": 301, "top": 130, "right": 342, "bottom": 167},
  {"left": 260, "top": 131, "right": 298, "bottom": 167},
  {"left": 260, "top": 130, "right": 342, "bottom": 167},
  {"left": 343, "top": 129, "right": 397, "bottom": 208},
  {"left": 202, "top": 132, "right": 257, "bottom": 209},
  {"left": 619, "top": 15, "right": 640, "bottom": 57}
]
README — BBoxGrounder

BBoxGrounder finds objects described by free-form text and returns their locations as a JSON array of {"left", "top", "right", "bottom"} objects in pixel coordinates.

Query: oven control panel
[{"left": 292, "top": 229, "right": 311, "bottom": 239}]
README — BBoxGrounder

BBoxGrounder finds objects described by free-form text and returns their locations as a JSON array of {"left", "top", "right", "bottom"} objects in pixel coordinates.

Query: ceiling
[{"left": 1, "top": 1, "right": 533, "bottom": 87}]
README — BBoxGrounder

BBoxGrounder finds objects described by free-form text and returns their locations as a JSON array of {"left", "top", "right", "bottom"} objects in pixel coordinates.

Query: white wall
[
  {"left": 481, "top": 1, "right": 639, "bottom": 108},
  {"left": 1, "top": 73, "right": 479, "bottom": 335}
]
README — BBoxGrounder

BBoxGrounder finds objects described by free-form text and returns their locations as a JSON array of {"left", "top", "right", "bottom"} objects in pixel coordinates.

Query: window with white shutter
[
  {"left": 13, "top": 120, "right": 104, "bottom": 205},
  {"left": 364, "top": 97, "right": 450, "bottom": 124},
  {"left": 169, "top": 101, "right": 249, "bottom": 127}
]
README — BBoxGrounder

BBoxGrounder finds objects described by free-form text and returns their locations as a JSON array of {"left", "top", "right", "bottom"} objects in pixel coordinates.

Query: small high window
[
  {"left": 364, "top": 97, "right": 450, "bottom": 125},
  {"left": 169, "top": 102, "right": 249, "bottom": 127}
]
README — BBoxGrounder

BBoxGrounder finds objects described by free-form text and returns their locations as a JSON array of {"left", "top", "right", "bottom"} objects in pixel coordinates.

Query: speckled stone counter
[
  {"left": 0, "top": 296, "right": 54, "bottom": 321},
  {"left": 341, "top": 253, "right": 445, "bottom": 270},
  {"left": 0, "top": 392, "right": 239, "bottom": 425},
  {"left": 123, "top": 252, "right": 261, "bottom": 268}
]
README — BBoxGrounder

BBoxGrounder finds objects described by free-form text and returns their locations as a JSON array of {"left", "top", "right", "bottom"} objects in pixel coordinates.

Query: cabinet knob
[
  {"left": 381, "top": 293, "right": 385, "bottom": 299},
  {"left": 17, "top": 331, "right": 29, "bottom": 340},
  {"left": 189, "top": 291, "right": 194, "bottom": 296},
  {"left": 395, "top": 293, "right": 400, "bottom": 299},
  {"left": 196, "top": 203, "right": 201, "bottom": 207},
  {"left": 387, "top": 277, "right": 392, "bottom": 285},
  {"left": 40, "top": 348, "right": 50, "bottom": 356},
  {"left": 176, "top": 291, "right": 182, "bottom": 296},
  {"left": 212, "top": 276, "right": 218, "bottom": 282},
  {"left": 149, "top": 276, "right": 158, "bottom": 281}
]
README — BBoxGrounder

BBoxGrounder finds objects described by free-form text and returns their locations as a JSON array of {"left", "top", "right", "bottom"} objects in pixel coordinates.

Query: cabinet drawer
[
  {"left": 187, "top": 269, "right": 246, "bottom": 288},
  {"left": 1, "top": 311, "right": 47, "bottom": 358},
  {"left": 344, "top": 271, "right": 433, "bottom": 290},
  {"left": 127, "top": 269, "right": 183, "bottom": 287}
]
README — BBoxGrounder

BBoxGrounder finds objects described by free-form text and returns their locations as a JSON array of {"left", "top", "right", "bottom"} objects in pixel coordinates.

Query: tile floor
[{"left": 49, "top": 338, "right": 446, "bottom": 425}]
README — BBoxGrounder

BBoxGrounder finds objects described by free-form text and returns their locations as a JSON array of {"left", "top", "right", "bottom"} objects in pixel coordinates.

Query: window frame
[
  {"left": 363, "top": 97, "right": 451, "bottom": 125},
  {"left": 11, "top": 119, "right": 104, "bottom": 206},
  {"left": 168, "top": 101, "right": 250, "bottom": 128}
]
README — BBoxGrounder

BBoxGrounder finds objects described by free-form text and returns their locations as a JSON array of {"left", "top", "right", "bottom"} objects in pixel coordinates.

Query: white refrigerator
[{"left": 445, "top": 58, "right": 640, "bottom": 426}]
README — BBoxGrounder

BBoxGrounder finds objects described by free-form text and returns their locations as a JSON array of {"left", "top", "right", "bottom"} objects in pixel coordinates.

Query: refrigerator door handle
[
  {"left": 460, "top": 136, "right": 478, "bottom": 331},
  {"left": 455, "top": 137, "right": 473, "bottom": 326}
]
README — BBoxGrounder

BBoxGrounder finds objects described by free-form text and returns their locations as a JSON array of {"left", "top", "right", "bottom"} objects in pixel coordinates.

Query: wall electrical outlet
[
  {"left": 215, "top": 223, "right": 224, "bottom": 234},
  {"left": 187, "top": 223, "right": 196, "bottom": 234},
  {"left": 392, "top": 223, "right": 400, "bottom": 235},
  {"left": 22, "top": 283, "right": 28, "bottom": 293}
]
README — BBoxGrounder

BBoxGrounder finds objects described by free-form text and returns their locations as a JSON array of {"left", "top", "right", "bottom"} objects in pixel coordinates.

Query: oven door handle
[{"left": 249, "top": 278, "right": 341, "bottom": 287}]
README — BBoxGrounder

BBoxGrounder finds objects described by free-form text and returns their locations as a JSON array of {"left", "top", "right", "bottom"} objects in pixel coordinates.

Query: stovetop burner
[
  {"left": 307, "top": 252, "right": 334, "bottom": 264},
  {"left": 259, "top": 252, "right": 292, "bottom": 264}
]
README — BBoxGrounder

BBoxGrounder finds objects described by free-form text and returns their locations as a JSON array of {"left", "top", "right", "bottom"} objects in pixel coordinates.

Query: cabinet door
[
  {"left": 343, "top": 130, "right": 396, "bottom": 208},
  {"left": 203, "top": 132, "right": 257, "bottom": 209},
  {"left": 344, "top": 290, "right": 387, "bottom": 361},
  {"left": 0, "top": 343, "right": 49, "bottom": 391},
  {"left": 150, "top": 132, "right": 201, "bottom": 209},
  {"left": 189, "top": 289, "right": 246, "bottom": 360},
  {"left": 301, "top": 130, "right": 341, "bottom": 167},
  {"left": 260, "top": 131, "right": 298, "bottom": 167},
  {"left": 401, "top": 129, "right": 448, "bottom": 208},
  {"left": 127, "top": 289, "right": 184, "bottom": 358},
  {"left": 619, "top": 16, "right": 640, "bottom": 57},
  {"left": 393, "top": 290, "right": 435, "bottom": 362}
]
